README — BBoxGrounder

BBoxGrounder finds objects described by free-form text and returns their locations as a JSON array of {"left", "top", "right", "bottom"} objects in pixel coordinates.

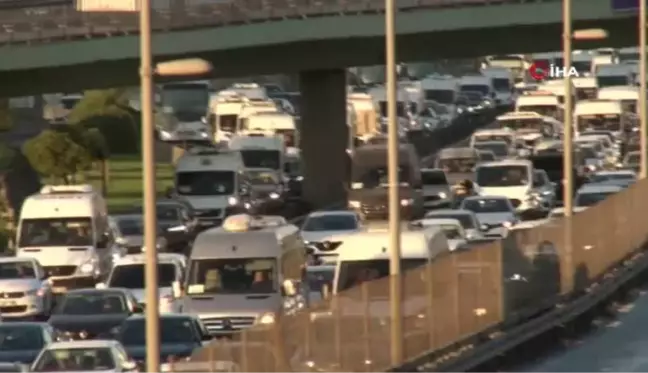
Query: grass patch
[{"left": 86, "top": 155, "right": 174, "bottom": 213}]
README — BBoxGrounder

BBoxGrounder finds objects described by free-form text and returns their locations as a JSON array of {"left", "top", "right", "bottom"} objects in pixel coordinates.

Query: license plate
[
  {"left": 0, "top": 300, "right": 16, "bottom": 307},
  {"left": 53, "top": 287, "right": 67, "bottom": 293}
]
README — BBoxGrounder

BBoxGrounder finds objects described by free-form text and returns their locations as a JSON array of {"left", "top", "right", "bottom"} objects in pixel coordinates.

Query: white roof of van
[
  {"left": 574, "top": 100, "right": 622, "bottom": 116},
  {"left": 176, "top": 150, "right": 243, "bottom": 172},
  {"left": 228, "top": 134, "right": 283, "bottom": 150},
  {"left": 497, "top": 111, "right": 544, "bottom": 120},
  {"left": 21, "top": 193, "right": 97, "bottom": 219},
  {"left": 516, "top": 95, "right": 559, "bottom": 106},
  {"left": 572, "top": 77, "right": 597, "bottom": 88},
  {"left": 337, "top": 228, "right": 443, "bottom": 261},
  {"left": 478, "top": 159, "right": 532, "bottom": 168}
]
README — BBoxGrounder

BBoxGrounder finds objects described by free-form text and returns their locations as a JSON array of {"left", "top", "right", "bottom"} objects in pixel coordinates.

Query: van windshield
[
  {"left": 336, "top": 259, "right": 427, "bottom": 293},
  {"left": 186, "top": 258, "right": 277, "bottom": 294},
  {"left": 240, "top": 150, "right": 281, "bottom": 170},
  {"left": 176, "top": 171, "right": 235, "bottom": 196},
  {"left": 473, "top": 142, "right": 509, "bottom": 157},
  {"left": 597, "top": 76, "right": 630, "bottom": 88},
  {"left": 473, "top": 134, "right": 513, "bottom": 146},
  {"left": 218, "top": 114, "right": 238, "bottom": 133},
  {"left": 577, "top": 115, "right": 621, "bottom": 132},
  {"left": 492, "top": 78, "right": 510, "bottom": 92},
  {"left": 19, "top": 217, "right": 92, "bottom": 247},
  {"left": 476, "top": 165, "right": 529, "bottom": 187},
  {"left": 352, "top": 166, "right": 410, "bottom": 188},
  {"left": 517, "top": 105, "right": 557, "bottom": 118}
]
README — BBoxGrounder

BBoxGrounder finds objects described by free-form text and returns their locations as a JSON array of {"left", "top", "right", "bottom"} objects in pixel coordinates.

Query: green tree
[
  {"left": 23, "top": 130, "right": 92, "bottom": 184},
  {"left": 81, "top": 127, "right": 110, "bottom": 196}
]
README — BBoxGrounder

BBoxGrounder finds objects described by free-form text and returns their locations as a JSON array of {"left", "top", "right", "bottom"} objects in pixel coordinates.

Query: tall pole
[
  {"left": 562, "top": 0, "right": 574, "bottom": 217},
  {"left": 140, "top": 0, "right": 161, "bottom": 369},
  {"left": 385, "top": 0, "right": 403, "bottom": 365},
  {"left": 562, "top": 0, "right": 575, "bottom": 293},
  {"left": 640, "top": 0, "right": 647, "bottom": 179}
]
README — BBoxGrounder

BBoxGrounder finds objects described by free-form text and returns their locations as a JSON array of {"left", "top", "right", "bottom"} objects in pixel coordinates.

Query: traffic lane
[{"left": 523, "top": 290, "right": 648, "bottom": 372}]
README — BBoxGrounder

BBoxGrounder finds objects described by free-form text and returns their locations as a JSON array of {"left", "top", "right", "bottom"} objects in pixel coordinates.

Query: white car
[
  {"left": 424, "top": 209, "right": 486, "bottom": 240},
  {"left": 30, "top": 340, "right": 137, "bottom": 372},
  {"left": 459, "top": 196, "right": 518, "bottom": 237},
  {"left": 96, "top": 254, "right": 185, "bottom": 313},
  {"left": 0, "top": 257, "right": 53, "bottom": 320},
  {"left": 413, "top": 218, "right": 468, "bottom": 251},
  {"left": 301, "top": 211, "right": 362, "bottom": 258},
  {"left": 574, "top": 183, "right": 624, "bottom": 208}
]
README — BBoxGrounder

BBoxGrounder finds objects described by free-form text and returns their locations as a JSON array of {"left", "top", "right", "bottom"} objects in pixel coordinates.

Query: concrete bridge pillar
[{"left": 298, "top": 68, "right": 349, "bottom": 209}]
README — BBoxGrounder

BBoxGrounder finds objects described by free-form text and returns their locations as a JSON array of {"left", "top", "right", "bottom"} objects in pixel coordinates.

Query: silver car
[
  {"left": 109, "top": 215, "right": 168, "bottom": 255},
  {"left": 459, "top": 196, "right": 518, "bottom": 237},
  {"left": 0, "top": 257, "right": 54, "bottom": 320}
]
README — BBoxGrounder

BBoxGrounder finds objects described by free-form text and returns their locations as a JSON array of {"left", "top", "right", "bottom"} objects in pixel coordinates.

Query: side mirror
[
  {"left": 321, "top": 283, "right": 331, "bottom": 301},
  {"left": 122, "top": 360, "right": 138, "bottom": 372},
  {"left": 172, "top": 281, "right": 182, "bottom": 298},
  {"left": 282, "top": 279, "right": 297, "bottom": 297},
  {"left": 95, "top": 282, "right": 107, "bottom": 289}
]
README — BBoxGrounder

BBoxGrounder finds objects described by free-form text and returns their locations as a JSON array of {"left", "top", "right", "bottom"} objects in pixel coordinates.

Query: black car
[
  {"left": 0, "top": 323, "right": 55, "bottom": 365},
  {"left": 116, "top": 314, "right": 211, "bottom": 366},
  {"left": 132, "top": 199, "right": 198, "bottom": 253},
  {"left": 48, "top": 288, "right": 142, "bottom": 340}
]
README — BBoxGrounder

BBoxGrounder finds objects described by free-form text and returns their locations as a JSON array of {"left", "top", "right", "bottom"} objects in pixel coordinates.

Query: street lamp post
[
  {"left": 640, "top": 0, "right": 647, "bottom": 179},
  {"left": 385, "top": 0, "right": 403, "bottom": 366}
]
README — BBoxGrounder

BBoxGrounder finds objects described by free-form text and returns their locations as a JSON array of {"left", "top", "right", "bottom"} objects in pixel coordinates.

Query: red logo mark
[{"left": 528, "top": 61, "right": 549, "bottom": 81}]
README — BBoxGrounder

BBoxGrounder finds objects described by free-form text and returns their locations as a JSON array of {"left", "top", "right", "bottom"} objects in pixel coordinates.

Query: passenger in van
[
  {"left": 68, "top": 226, "right": 90, "bottom": 246},
  {"left": 250, "top": 271, "right": 273, "bottom": 293}
]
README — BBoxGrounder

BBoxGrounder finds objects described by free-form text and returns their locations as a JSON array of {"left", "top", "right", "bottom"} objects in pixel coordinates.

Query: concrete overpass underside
[{"left": 0, "top": 0, "right": 637, "bottom": 96}]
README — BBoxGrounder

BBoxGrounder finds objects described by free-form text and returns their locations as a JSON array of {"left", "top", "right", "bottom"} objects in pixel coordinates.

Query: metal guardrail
[{"left": 0, "top": 0, "right": 554, "bottom": 45}]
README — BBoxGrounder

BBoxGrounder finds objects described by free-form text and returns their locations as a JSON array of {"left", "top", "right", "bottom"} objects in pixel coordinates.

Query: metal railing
[
  {"left": 0, "top": 0, "right": 556, "bottom": 45},
  {"left": 166, "top": 177, "right": 648, "bottom": 372}
]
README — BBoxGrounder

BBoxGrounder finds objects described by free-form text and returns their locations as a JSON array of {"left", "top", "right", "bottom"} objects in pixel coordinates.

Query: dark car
[
  {"left": 0, "top": 323, "right": 55, "bottom": 365},
  {"left": 133, "top": 199, "right": 198, "bottom": 253},
  {"left": 116, "top": 314, "right": 211, "bottom": 366},
  {"left": 48, "top": 289, "right": 142, "bottom": 340}
]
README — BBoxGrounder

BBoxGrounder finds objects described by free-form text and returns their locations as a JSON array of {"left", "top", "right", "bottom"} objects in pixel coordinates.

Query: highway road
[{"left": 522, "top": 286, "right": 648, "bottom": 372}]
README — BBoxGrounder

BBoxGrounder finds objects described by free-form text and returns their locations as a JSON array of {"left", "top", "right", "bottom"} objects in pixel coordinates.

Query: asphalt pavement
[{"left": 522, "top": 288, "right": 648, "bottom": 372}]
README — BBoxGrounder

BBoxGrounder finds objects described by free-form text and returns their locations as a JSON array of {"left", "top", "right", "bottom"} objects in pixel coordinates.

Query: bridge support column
[{"left": 298, "top": 68, "right": 348, "bottom": 209}]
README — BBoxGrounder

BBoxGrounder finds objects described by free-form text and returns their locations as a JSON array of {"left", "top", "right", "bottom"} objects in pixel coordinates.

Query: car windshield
[
  {"left": 424, "top": 90, "right": 454, "bottom": 105},
  {"left": 32, "top": 347, "right": 115, "bottom": 372},
  {"left": 492, "top": 78, "right": 510, "bottom": 92},
  {"left": 572, "top": 60, "right": 592, "bottom": 74},
  {"left": 460, "top": 85, "right": 490, "bottom": 96},
  {"left": 479, "top": 152, "right": 496, "bottom": 162},
  {"left": 421, "top": 171, "right": 447, "bottom": 186},
  {"left": 116, "top": 218, "right": 144, "bottom": 236},
  {"left": 176, "top": 171, "right": 235, "bottom": 196},
  {"left": 306, "top": 268, "right": 335, "bottom": 292},
  {"left": 247, "top": 170, "right": 279, "bottom": 185},
  {"left": 580, "top": 146, "right": 597, "bottom": 159},
  {"left": 462, "top": 198, "right": 511, "bottom": 213},
  {"left": 425, "top": 213, "right": 475, "bottom": 229},
  {"left": 120, "top": 318, "right": 196, "bottom": 346},
  {"left": 336, "top": 259, "right": 427, "bottom": 292},
  {"left": 18, "top": 217, "right": 92, "bottom": 247},
  {"left": 0, "top": 261, "right": 36, "bottom": 279},
  {"left": 0, "top": 325, "right": 44, "bottom": 351},
  {"left": 577, "top": 115, "right": 621, "bottom": 132},
  {"left": 575, "top": 191, "right": 615, "bottom": 207},
  {"left": 473, "top": 134, "right": 512, "bottom": 146},
  {"left": 473, "top": 143, "right": 509, "bottom": 157},
  {"left": 302, "top": 215, "right": 357, "bottom": 232},
  {"left": 597, "top": 76, "right": 630, "bottom": 88},
  {"left": 108, "top": 263, "right": 177, "bottom": 288},
  {"left": 57, "top": 292, "right": 127, "bottom": 315},
  {"left": 476, "top": 165, "right": 529, "bottom": 187},
  {"left": 161, "top": 84, "right": 209, "bottom": 121},
  {"left": 239, "top": 150, "right": 281, "bottom": 170},
  {"left": 186, "top": 258, "right": 277, "bottom": 295}
]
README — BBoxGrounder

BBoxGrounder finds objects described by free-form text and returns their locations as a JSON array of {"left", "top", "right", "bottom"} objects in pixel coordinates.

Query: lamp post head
[
  {"left": 573, "top": 29, "right": 609, "bottom": 41},
  {"left": 155, "top": 58, "right": 213, "bottom": 77}
]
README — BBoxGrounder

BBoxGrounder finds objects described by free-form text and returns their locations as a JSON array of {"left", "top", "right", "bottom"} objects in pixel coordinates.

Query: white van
[
  {"left": 244, "top": 112, "right": 298, "bottom": 148},
  {"left": 470, "top": 128, "right": 517, "bottom": 149},
  {"left": 484, "top": 55, "right": 528, "bottom": 81},
  {"left": 228, "top": 134, "right": 285, "bottom": 199},
  {"left": 572, "top": 51, "right": 594, "bottom": 76},
  {"left": 574, "top": 99, "right": 630, "bottom": 138},
  {"left": 535, "top": 80, "right": 576, "bottom": 105},
  {"left": 591, "top": 55, "right": 617, "bottom": 74},
  {"left": 597, "top": 85, "right": 639, "bottom": 113},
  {"left": 595, "top": 64, "right": 633, "bottom": 88},
  {"left": 515, "top": 91, "right": 562, "bottom": 119},
  {"left": 238, "top": 100, "right": 279, "bottom": 134},
  {"left": 331, "top": 224, "right": 450, "bottom": 297},
  {"left": 572, "top": 77, "right": 598, "bottom": 100},
  {"left": 174, "top": 148, "right": 248, "bottom": 227},
  {"left": 481, "top": 67, "right": 515, "bottom": 107},
  {"left": 475, "top": 159, "right": 535, "bottom": 212},
  {"left": 420, "top": 75, "right": 459, "bottom": 109},
  {"left": 209, "top": 91, "right": 248, "bottom": 145},
  {"left": 16, "top": 185, "right": 111, "bottom": 294},
  {"left": 459, "top": 75, "right": 495, "bottom": 101}
]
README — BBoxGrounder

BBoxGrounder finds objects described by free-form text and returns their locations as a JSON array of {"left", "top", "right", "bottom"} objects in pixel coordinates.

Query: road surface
[{"left": 523, "top": 289, "right": 648, "bottom": 372}]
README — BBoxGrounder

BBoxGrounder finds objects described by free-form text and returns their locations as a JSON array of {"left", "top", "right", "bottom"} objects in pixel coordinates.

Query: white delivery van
[
  {"left": 16, "top": 185, "right": 111, "bottom": 294},
  {"left": 209, "top": 91, "right": 248, "bottom": 145},
  {"left": 597, "top": 85, "right": 639, "bottom": 114},
  {"left": 595, "top": 64, "right": 633, "bottom": 88},
  {"left": 160, "top": 81, "right": 212, "bottom": 143},
  {"left": 228, "top": 133, "right": 285, "bottom": 199},
  {"left": 481, "top": 67, "right": 515, "bottom": 108},
  {"left": 174, "top": 148, "right": 248, "bottom": 227},
  {"left": 483, "top": 54, "right": 528, "bottom": 82},
  {"left": 237, "top": 100, "right": 279, "bottom": 134},
  {"left": 496, "top": 111, "right": 561, "bottom": 144},
  {"left": 227, "top": 83, "right": 268, "bottom": 100},
  {"left": 572, "top": 77, "right": 598, "bottom": 100},
  {"left": 244, "top": 112, "right": 298, "bottom": 148},
  {"left": 459, "top": 75, "right": 495, "bottom": 101},
  {"left": 368, "top": 85, "right": 414, "bottom": 127},
  {"left": 475, "top": 159, "right": 536, "bottom": 212},
  {"left": 591, "top": 55, "right": 616, "bottom": 74},
  {"left": 574, "top": 99, "right": 630, "bottom": 139},
  {"left": 420, "top": 75, "right": 459, "bottom": 109},
  {"left": 515, "top": 91, "right": 562, "bottom": 119}
]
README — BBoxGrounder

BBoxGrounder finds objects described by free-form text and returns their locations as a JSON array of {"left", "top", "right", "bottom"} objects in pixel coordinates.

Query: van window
[
  {"left": 239, "top": 150, "right": 280, "bottom": 170},
  {"left": 424, "top": 90, "right": 454, "bottom": 105},
  {"left": 176, "top": 171, "right": 235, "bottom": 196},
  {"left": 460, "top": 85, "right": 489, "bottom": 96},
  {"left": 473, "top": 133, "right": 513, "bottom": 146},
  {"left": 108, "top": 263, "right": 177, "bottom": 288},
  {"left": 186, "top": 258, "right": 277, "bottom": 294},
  {"left": 576, "top": 115, "right": 621, "bottom": 132},
  {"left": 19, "top": 218, "right": 92, "bottom": 247},
  {"left": 476, "top": 165, "right": 529, "bottom": 187},
  {"left": 421, "top": 171, "right": 447, "bottom": 186},
  {"left": 336, "top": 258, "right": 427, "bottom": 293},
  {"left": 473, "top": 143, "right": 509, "bottom": 158},
  {"left": 596, "top": 76, "right": 629, "bottom": 88}
]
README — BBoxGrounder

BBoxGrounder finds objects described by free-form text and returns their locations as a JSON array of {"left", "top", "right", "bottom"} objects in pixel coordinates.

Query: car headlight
[
  {"left": 115, "top": 237, "right": 127, "bottom": 245},
  {"left": 79, "top": 262, "right": 95, "bottom": 274},
  {"left": 503, "top": 221, "right": 513, "bottom": 228},
  {"left": 258, "top": 312, "right": 276, "bottom": 324},
  {"left": 348, "top": 200, "right": 361, "bottom": 208},
  {"left": 200, "top": 131, "right": 208, "bottom": 138},
  {"left": 400, "top": 198, "right": 413, "bottom": 206},
  {"left": 25, "top": 288, "right": 45, "bottom": 297},
  {"left": 438, "top": 191, "right": 447, "bottom": 199},
  {"left": 541, "top": 190, "right": 552, "bottom": 196},
  {"left": 160, "top": 131, "right": 172, "bottom": 140},
  {"left": 111, "top": 252, "right": 122, "bottom": 263},
  {"left": 269, "top": 192, "right": 280, "bottom": 199},
  {"left": 228, "top": 196, "right": 239, "bottom": 205}
]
